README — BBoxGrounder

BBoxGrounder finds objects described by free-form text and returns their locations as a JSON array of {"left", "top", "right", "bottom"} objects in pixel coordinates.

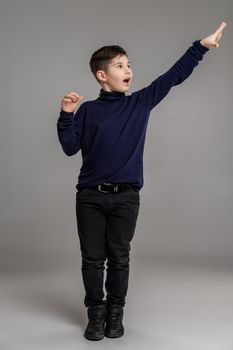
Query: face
[{"left": 97, "top": 54, "right": 133, "bottom": 93}]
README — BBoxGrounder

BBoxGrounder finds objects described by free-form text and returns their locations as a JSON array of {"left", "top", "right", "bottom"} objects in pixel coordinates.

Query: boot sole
[
  {"left": 84, "top": 332, "right": 105, "bottom": 341},
  {"left": 105, "top": 330, "right": 124, "bottom": 338}
]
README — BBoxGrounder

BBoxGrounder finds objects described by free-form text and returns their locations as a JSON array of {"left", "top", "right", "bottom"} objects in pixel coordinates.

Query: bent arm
[
  {"left": 132, "top": 40, "right": 209, "bottom": 111},
  {"left": 57, "top": 106, "right": 84, "bottom": 156}
]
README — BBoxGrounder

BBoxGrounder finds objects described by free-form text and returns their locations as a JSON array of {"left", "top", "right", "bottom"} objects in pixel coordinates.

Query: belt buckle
[
  {"left": 107, "top": 183, "right": 119, "bottom": 193},
  {"left": 98, "top": 184, "right": 111, "bottom": 193},
  {"left": 98, "top": 183, "right": 119, "bottom": 193}
]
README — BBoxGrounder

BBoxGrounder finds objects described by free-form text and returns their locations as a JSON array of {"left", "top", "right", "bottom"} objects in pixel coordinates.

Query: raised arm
[{"left": 132, "top": 21, "right": 227, "bottom": 111}]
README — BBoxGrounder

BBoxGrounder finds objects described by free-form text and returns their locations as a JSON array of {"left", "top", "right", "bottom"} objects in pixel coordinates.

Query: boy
[{"left": 57, "top": 22, "right": 226, "bottom": 341}]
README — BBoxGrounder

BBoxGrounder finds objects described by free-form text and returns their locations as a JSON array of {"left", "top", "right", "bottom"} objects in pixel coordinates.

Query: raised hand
[
  {"left": 200, "top": 21, "right": 227, "bottom": 49},
  {"left": 61, "top": 92, "right": 84, "bottom": 113}
]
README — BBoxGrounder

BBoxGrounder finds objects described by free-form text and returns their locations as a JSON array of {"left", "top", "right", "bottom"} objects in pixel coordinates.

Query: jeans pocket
[
  {"left": 122, "top": 188, "right": 140, "bottom": 206},
  {"left": 128, "top": 188, "right": 140, "bottom": 196},
  {"left": 76, "top": 188, "right": 88, "bottom": 197}
]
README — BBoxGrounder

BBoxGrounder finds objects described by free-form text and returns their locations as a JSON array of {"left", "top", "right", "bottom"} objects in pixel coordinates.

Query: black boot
[
  {"left": 105, "top": 304, "right": 124, "bottom": 338},
  {"left": 84, "top": 304, "right": 107, "bottom": 341}
]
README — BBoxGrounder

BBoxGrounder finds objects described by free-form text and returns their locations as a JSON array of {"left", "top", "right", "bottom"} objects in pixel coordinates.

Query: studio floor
[{"left": 1, "top": 256, "right": 233, "bottom": 350}]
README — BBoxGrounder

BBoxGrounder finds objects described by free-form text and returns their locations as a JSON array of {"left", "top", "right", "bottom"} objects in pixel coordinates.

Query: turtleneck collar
[{"left": 98, "top": 88, "right": 126, "bottom": 101}]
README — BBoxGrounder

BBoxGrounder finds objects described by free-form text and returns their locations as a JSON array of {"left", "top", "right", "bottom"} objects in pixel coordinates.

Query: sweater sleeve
[
  {"left": 57, "top": 104, "right": 84, "bottom": 156},
  {"left": 132, "top": 40, "right": 209, "bottom": 111}
]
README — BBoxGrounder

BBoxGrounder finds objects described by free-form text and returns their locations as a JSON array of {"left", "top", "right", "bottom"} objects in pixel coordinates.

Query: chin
[
  {"left": 123, "top": 85, "right": 130, "bottom": 92},
  {"left": 113, "top": 85, "right": 130, "bottom": 93}
]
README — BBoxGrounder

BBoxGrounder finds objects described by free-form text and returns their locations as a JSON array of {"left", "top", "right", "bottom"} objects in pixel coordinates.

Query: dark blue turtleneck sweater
[{"left": 57, "top": 40, "right": 209, "bottom": 191}]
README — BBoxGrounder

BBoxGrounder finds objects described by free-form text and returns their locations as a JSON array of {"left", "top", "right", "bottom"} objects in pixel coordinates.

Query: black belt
[{"left": 89, "top": 183, "right": 133, "bottom": 194}]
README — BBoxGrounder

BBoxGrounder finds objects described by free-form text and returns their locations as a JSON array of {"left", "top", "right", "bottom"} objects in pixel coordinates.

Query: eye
[{"left": 116, "top": 64, "right": 131, "bottom": 69}]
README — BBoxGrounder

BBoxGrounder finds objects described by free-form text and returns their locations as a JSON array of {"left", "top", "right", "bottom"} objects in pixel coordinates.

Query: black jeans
[{"left": 75, "top": 186, "right": 140, "bottom": 308}]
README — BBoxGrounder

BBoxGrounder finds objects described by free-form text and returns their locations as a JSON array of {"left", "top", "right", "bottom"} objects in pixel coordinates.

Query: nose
[{"left": 125, "top": 68, "right": 131, "bottom": 76}]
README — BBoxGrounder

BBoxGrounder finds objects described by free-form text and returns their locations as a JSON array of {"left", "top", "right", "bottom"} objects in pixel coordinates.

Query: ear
[{"left": 96, "top": 70, "right": 107, "bottom": 82}]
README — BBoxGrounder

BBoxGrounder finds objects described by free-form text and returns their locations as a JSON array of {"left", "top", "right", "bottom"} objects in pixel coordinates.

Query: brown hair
[{"left": 89, "top": 45, "right": 128, "bottom": 83}]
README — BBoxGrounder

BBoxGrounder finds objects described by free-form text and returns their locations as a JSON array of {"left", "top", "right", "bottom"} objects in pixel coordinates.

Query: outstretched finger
[{"left": 215, "top": 21, "right": 227, "bottom": 34}]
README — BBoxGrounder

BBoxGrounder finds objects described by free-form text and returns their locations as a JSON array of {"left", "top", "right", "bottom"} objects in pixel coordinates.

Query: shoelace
[
  {"left": 107, "top": 312, "right": 121, "bottom": 323},
  {"left": 90, "top": 317, "right": 105, "bottom": 324}
]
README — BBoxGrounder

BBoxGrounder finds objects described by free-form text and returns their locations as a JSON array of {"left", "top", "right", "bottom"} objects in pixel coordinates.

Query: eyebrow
[{"left": 114, "top": 61, "right": 131, "bottom": 66}]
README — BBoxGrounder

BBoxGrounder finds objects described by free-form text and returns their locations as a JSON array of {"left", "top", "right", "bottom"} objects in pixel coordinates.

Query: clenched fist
[{"left": 61, "top": 92, "right": 84, "bottom": 113}]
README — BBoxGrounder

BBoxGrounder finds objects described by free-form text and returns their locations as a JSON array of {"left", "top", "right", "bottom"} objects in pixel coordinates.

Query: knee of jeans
[
  {"left": 82, "top": 256, "right": 106, "bottom": 270},
  {"left": 106, "top": 256, "right": 130, "bottom": 269}
]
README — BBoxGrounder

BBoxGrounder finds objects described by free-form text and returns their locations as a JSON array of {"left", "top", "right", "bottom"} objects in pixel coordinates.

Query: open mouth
[{"left": 123, "top": 78, "right": 131, "bottom": 84}]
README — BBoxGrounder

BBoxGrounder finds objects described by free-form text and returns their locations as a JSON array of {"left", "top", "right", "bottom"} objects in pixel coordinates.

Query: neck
[{"left": 98, "top": 88, "right": 126, "bottom": 101}]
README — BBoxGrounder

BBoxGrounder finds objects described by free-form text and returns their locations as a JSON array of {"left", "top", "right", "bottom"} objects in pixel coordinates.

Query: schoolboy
[{"left": 57, "top": 22, "right": 226, "bottom": 341}]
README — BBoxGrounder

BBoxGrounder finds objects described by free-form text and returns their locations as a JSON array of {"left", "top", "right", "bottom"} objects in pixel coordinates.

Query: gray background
[
  {"left": 0, "top": 0, "right": 232, "bottom": 271},
  {"left": 1, "top": 1, "right": 233, "bottom": 349}
]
